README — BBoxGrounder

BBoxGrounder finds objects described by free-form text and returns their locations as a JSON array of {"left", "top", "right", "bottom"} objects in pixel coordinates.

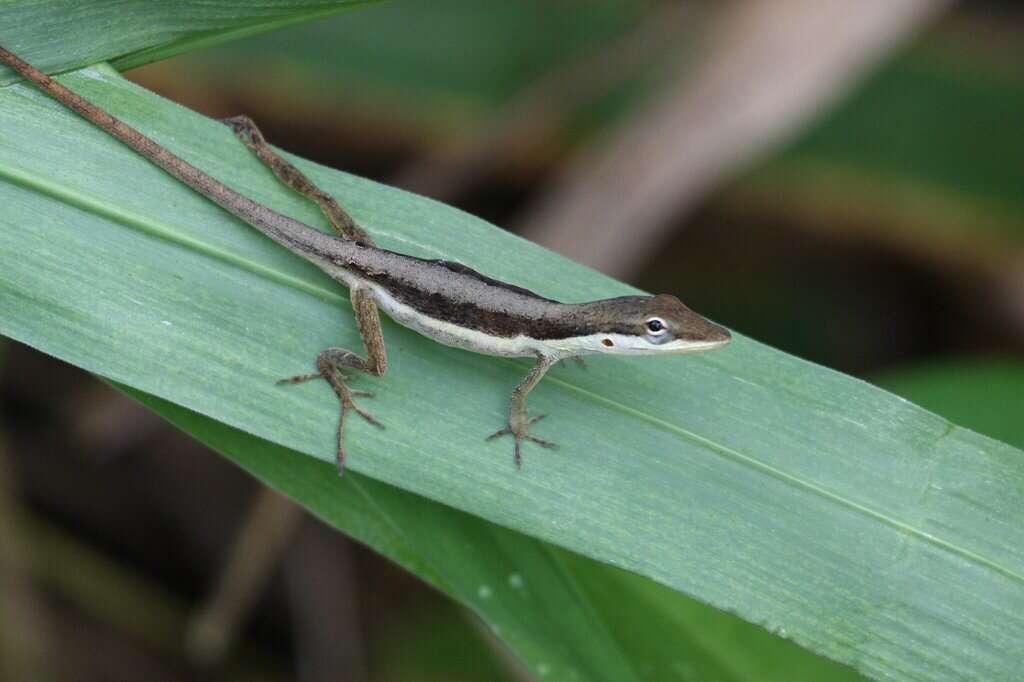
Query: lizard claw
[{"left": 345, "top": 393, "right": 383, "bottom": 428}]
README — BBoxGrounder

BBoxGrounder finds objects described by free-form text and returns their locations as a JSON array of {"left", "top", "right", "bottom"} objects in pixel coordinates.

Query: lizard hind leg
[
  {"left": 277, "top": 288, "right": 388, "bottom": 476},
  {"left": 220, "top": 115, "right": 374, "bottom": 245}
]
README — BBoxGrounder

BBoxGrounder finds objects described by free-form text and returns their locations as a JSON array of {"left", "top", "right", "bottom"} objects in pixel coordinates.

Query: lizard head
[
  {"left": 565, "top": 294, "right": 732, "bottom": 356},
  {"left": 635, "top": 293, "right": 732, "bottom": 353}
]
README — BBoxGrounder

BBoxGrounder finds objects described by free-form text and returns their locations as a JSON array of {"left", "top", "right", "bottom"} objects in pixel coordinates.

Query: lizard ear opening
[{"left": 602, "top": 338, "right": 614, "bottom": 348}]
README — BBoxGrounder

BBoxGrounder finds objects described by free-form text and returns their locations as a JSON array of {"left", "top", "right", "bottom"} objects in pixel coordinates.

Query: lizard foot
[
  {"left": 486, "top": 414, "right": 557, "bottom": 469},
  {"left": 277, "top": 355, "right": 383, "bottom": 476}
]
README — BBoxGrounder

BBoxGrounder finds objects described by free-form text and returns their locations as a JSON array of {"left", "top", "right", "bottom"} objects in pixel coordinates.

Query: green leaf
[
  {"left": 1, "top": 65, "right": 1022, "bottom": 681},
  {"left": 163, "top": 0, "right": 649, "bottom": 126},
  {"left": 0, "top": 0, "right": 377, "bottom": 84},
  {"left": 125, "top": 383, "right": 862, "bottom": 682}
]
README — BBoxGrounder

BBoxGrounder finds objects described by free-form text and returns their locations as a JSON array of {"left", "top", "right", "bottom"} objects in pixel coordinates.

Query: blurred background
[{"left": 2, "top": 0, "right": 1022, "bottom": 679}]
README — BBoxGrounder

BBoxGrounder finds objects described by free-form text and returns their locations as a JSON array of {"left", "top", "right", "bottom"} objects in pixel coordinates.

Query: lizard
[{"left": 0, "top": 46, "right": 731, "bottom": 473}]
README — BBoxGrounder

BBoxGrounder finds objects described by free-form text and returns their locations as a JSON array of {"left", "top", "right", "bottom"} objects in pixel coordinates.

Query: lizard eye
[{"left": 646, "top": 318, "right": 667, "bottom": 334}]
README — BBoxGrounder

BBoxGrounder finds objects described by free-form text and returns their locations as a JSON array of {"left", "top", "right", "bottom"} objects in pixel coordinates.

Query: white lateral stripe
[{"left": 368, "top": 283, "right": 546, "bottom": 358}]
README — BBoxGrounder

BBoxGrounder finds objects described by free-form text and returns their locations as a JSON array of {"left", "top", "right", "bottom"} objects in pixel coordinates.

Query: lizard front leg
[
  {"left": 487, "top": 355, "right": 560, "bottom": 469},
  {"left": 279, "top": 287, "right": 387, "bottom": 475}
]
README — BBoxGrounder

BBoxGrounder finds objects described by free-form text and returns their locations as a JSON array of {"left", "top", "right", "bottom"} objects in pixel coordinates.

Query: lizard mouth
[
  {"left": 663, "top": 322, "right": 732, "bottom": 354},
  {"left": 663, "top": 337, "right": 731, "bottom": 354}
]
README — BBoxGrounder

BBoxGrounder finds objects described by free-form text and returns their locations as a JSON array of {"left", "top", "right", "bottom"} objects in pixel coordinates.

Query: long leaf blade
[
  {"left": 122, "top": 382, "right": 865, "bottom": 682},
  {"left": 1, "top": 65, "right": 1022, "bottom": 680}
]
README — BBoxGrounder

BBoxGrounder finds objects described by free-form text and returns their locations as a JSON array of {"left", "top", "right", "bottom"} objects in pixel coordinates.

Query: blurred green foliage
[
  {"left": 180, "top": 0, "right": 1024, "bottom": 256},
  {"left": 179, "top": 0, "right": 647, "bottom": 132},
  {"left": 875, "top": 358, "right": 1024, "bottom": 450}
]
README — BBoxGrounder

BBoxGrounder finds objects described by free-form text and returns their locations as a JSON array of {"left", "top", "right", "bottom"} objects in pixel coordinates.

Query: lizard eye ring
[{"left": 646, "top": 318, "right": 668, "bottom": 334}]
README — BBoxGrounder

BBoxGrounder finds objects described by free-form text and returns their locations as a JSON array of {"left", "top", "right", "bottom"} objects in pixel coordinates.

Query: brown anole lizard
[{"left": 0, "top": 46, "right": 731, "bottom": 473}]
